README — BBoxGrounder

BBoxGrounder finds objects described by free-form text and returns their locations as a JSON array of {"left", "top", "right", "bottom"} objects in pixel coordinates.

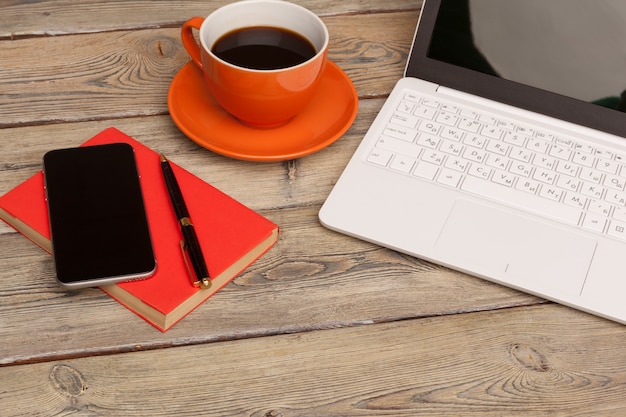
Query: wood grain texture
[
  {"left": 2, "top": 305, "right": 625, "bottom": 416},
  {"left": 0, "top": 99, "right": 373, "bottom": 210},
  {"left": 0, "top": 0, "right": 420, "bottom": 38},
  {"left": 0, "top": 10, "right": 417, "bottom": 127}
]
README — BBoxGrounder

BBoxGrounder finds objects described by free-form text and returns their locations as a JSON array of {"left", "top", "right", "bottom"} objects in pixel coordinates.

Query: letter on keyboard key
[
  {"left": 376, "top": 137, "right": 422, "bottom": 158},
  {"left": 582, "top": 213, "right": 606, "bottom": 233},
  {"left": 607, "top": 220, "right": 626, "bottom": 241},
  {"left": 437, "top": 168, "right": 462, "bottom": 188},
  {"left": 391, "top": 113, "right": 419, "bottom": 129},
  {"left": 614, "top": 206, "right": 626, "bottom": 222},
  {"left": 419, "top": 121, "right": 442, "bottom": 135},
  {"left": 367, "top": 148, "right": 393, "bottom": 166},
  {"left": 383, "top": 125, "right": 417, "bottom": 142},
  {"left": 390, "top": 154, "right": 415, "bottom": 173}
]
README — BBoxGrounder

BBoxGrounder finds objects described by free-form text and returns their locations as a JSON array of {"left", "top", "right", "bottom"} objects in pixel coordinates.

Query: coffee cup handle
[{"left": 181, "top": 17, "right": 205, "bottom": 70}]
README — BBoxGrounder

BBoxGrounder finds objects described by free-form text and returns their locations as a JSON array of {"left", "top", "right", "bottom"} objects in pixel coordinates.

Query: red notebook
[{"left": 0, "top": 127, "right": 279, "bottom": 331}]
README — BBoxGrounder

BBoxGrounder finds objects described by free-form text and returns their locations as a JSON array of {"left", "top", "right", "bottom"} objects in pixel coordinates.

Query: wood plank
[
  {"left": 2, "top": 305, "right": 624, "bottom": 416},
  {"left": 1, "top": 0, "right": 420, "bottom": 38},
  {"left": 0, "top": 11, "right": 418, "bottom": 127}
]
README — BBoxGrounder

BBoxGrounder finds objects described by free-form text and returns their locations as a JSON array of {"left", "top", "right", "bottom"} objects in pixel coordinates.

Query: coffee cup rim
[{"left": 198, "top": 0, "right": 329, "bottom": 73}]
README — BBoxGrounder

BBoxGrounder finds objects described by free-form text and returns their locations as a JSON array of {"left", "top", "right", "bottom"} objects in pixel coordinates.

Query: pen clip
[{"left": 179, "top": 240, "right": 211, "bottom": 289}]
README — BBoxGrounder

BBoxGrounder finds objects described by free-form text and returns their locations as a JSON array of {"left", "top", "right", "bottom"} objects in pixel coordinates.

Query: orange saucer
[{"left": 168, "top": 61, "right": 358, "bottom": 161}]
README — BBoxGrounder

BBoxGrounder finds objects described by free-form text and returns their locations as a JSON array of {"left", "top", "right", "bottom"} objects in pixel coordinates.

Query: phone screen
[{"left": 43, "top": 143, "right": 156, "bottom": 289}]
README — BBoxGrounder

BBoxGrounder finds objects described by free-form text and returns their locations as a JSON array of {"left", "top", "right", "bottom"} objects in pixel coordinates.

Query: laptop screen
[{"left": 408, "top": 0, "right": 626, "bottom": 137}]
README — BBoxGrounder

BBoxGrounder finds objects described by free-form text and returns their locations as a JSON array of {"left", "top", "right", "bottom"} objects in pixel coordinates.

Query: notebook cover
[{"left": 0, "top": 127, "right": 279, "bottom": 331}]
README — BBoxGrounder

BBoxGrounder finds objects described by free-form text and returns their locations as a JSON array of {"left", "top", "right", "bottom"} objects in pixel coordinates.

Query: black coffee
[{"left": 212, "top": 26, "right": 317, "bottom": 70}]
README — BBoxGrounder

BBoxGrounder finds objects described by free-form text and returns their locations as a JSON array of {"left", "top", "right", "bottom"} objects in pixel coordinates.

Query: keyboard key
[
  {"left": 604, "top": 174, "right": 626, "bottom": 191},
  {"left": 563, "top": 192, "right": 587, "bottom": 209},
  {"left": 421, "top": 98, "right": 440, "bottom": 108},
  {"left": 422, "top": 150, "right": 446, "bottom": 165},
  {"left": 440, "top": 139, "right": 463, "bottom": 156},
  {"left": 403, "top": 91, "right": 421, "bottom": 102},
  {"left": 613, "top": 206, "right": 626, "bottom": 222},
  {"left": 503, "top": 131, "right": 527, "bottom": 147},
  {"left": 539, "top": 185, "right": 564, "bottom": 202},
  {"left": 605, "top": 190, "right": 626, "bottom": 207},
  {"left": 482, "top": 125, "right": 504, "bottom": 140},
  {"left": 376, "top": 137, "right": 421, "bottom": 158},
  {"left": 397, "top": 100, "right": 416, "bottom": 114},
  {"left": 391, "top": 113, "right": 419, "bottom": 129},
  {"left": 441, "top": 126, "right": 464, "bottom": 141},
  {"left": 458, "top": 118, "right": 481, "bottom": 133},
  {"left": 436, "top": 112, "right": 459, "bottom": 126},
  {"left": 589, "top": 200, "right": 612, "bottom": 216},
  {"left": 581, "top": 182, "right": 605, "bottom": 199},
  {"left": 556, "top": 175, "right": 580, "bottom": 192},
  {"left": 534, "top": 155, "right": 557, "bottom": 170},
  {"left": 390, "top": 154, "right": 415, "bottom": 173},
  {"left": 556, "top": 161, "right": 579, "bottom": 177},
  {"left": 572, "top": 151, "right": 596, "bottom": 168},
  {"left": 383, "top": 125, "right": 417, "bottom": 142},
  {"left": 441, "top": 103, "right": 460, "bottom": 114},
  {"left": 479, "top": 114, "right": 498, "bottom": 125},
  {"left": 509, "top": 146, "right": 532, "bottom": 163},
  {"left": 492, "top": 170, "right": 515, "bottom": 187},
  {"left": 575, "top": 143, "right": 595, "bottom": 154},
  {"left": 464, "top": 134, "right": 487, "bottom": 149},
  {"left": 549, "top": 144, "right": 572, "bottom": 160},
  {"left": 417, "top": 134, "right": 440, "bottom": 149},
  {"left": 418, "top": 120, "right": 443, "bottom": 135},
  {"left": 516, "top": 125, "right": 535, "bottom": 136},
  {"left": 413, "top": 105, "right": 437, "bottom": 120},
  {"left": 486, "top": 154, "right": 510, "bottom": 170},
  {"left": 367, "top": 148, "right": 393, "bottom": 166},
  {"left": 607, "top": 220, "right": 626, "bottom": 241},
  {"left": 579, "top": 167, "right": 602, "bottom": 184},
  {"left": 413, "top": 161, "right": 439, "bottom": 180},
  {"left": 516, "top": 178, "right": 540, "bottom": 194},
  {"left": 463, "top": 147, "right": 487, "bottom": 163},
  {"left": 582, "top": 213, "right": 607, "bottom": 233},
  {"left": 596, "top": 158, "right": 619, "bottom": 174},
  {"left": 533, "top": 167, "right": 556, "bottom": 185},
  {"left": 437, "top": 168, "right": 463, "bottom": 188},
  {"left": 445, "top": 156, "right": 469, "bottom": 172},
  {"left": 468, "top": 163, "right": 492, "bottom": 180},
  {"left": 485, "top": 140, "right": 509, "bottom": 156},
  {"left": 509, "top": 161, "right": 532, "bottom": 177},
  {"left": 527, "top": 137, "right": 550, "bottom": 153}
]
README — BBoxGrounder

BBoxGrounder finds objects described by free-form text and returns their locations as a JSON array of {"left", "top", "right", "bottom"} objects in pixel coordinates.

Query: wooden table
[{"left": 1, "top": 1, "right": 625, "bottom": 415}]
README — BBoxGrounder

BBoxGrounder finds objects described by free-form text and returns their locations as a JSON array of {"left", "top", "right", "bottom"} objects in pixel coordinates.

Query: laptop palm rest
[{"left": 434, "top": 199, "right": 597, "bottom": 297}]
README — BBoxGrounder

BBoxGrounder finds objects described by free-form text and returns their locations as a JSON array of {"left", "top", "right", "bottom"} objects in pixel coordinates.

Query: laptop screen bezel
[{"left": 407, "top": 0, "right": 626, "bottom": 139}]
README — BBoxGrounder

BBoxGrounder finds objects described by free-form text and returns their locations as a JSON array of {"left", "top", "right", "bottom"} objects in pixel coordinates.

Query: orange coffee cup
[{"left": 181, "top": 0, "right": 329, "bottom": 128}]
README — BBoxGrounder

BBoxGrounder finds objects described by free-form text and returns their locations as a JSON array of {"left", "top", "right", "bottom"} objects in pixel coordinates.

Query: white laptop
[{"left": 320, "top": 0, "right": 626, "bottom": 324}]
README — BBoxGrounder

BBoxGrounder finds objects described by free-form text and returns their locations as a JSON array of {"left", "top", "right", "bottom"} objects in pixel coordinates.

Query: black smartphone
[{"left": 43, "top": 143, "right": 156, "bottom": 289}]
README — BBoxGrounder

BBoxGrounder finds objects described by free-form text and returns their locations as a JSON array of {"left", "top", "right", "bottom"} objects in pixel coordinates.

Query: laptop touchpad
[{"left": 435, "top": 199, "right": 597, "bottom": 297}]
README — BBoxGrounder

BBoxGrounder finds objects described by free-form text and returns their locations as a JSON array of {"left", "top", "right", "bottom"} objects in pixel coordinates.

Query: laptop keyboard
[{"left": 366, "top": 89, "right": 626, "bottom": 241}]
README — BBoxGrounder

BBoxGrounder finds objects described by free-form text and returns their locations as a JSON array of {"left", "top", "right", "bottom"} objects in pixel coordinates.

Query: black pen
[{"left": 160, "top": 154, "right": 211, "bottom": 288}]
